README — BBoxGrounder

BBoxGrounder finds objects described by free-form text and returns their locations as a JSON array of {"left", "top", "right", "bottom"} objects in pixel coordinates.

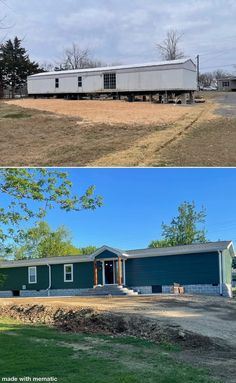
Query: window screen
[
  {"left": 104, "top": 73, "right": 116, "bottom": 89},
  {"left": 64, "top": 264, "right": 73, "bottom": 282},
  {"left": 55, "top": 78, "right": 59, "bottom": 88},
  {"left": 28, "top": 267, "right": 37, "bottom": 284},
  {"left": 78, "top": 76, "right": 82, "bottom": 87}
]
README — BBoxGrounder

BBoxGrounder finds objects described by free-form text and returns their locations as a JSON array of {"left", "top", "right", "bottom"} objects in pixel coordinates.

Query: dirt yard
[
  {"left": 1, "top": 93, "right": 235, "bottom": 167},
  {"left": 1, "top": 294, "right": 235, "bottom": 347},
  {"left": 0, "top": 96, "right": 216, "bottom": 167},
  {"left": 7, "top": 98, "right": 196, "bottom": 126},
  {"left": 1, "top": 294, "right": 236, "bottom": 382}
]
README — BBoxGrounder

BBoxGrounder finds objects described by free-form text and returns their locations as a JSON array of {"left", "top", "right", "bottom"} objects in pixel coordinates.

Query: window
[
  {"left": 78, "top": 76, "right": 82, "bottom": 87},
  {"left": 55, "top": 78, "right": 59, "bottom": 88},
  {"left": 64, "top": 264, "right": 73, "bottom": 282},
  {"left": 104, "top": 73, "right": 116, "bottom": 89},
  {"left": 222, "top": 81, "right": 230, "bottom": 87},
  {"left": 28, "top": 267, "right": 37, "bottom": 284}
]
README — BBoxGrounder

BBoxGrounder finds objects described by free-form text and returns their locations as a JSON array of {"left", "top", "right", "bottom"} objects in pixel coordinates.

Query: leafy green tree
[
  {"left": 78, "top": 246, "right": 98, "bottom": 255},
  {"left": 0, "top": 37, "right": 40, "bottom": 98},
  {"left": 149, "top": 201, "right": 207, "bottom": 248},
  {"left": 14, "top": 221, "right": 98, "bottom": 260},
  {"left": 0, "top": 169, "right": 103, "bottom": 254},
  {"left": 15, "top": 222, "right": 81, "bottom": 259}
]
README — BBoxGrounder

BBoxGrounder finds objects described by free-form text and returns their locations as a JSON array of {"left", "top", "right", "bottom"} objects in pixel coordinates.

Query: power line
[{"left": 201, "top": 63, "right": 236, "bottom": 70}]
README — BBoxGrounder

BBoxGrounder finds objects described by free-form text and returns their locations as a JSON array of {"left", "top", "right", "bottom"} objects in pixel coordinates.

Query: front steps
[{"left": 79, "top": 285, "right": 139, "bottom": 297}]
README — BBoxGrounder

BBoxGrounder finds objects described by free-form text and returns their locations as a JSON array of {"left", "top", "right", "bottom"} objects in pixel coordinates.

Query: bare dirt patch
[
  {"left": 0, "top": 102, "right": 170, "bottom": 166},
  {"left": 1, "top": 296, "right": 236, "bottom": 383},
  {"left": 1, "top": 95, "right": 234, "bottom": 167},
  {"left": 7, "top": 98, "right": 196, "bottom": 126},
  {"left": 1, "top": 295, "right": 235, "bottom": 347}
]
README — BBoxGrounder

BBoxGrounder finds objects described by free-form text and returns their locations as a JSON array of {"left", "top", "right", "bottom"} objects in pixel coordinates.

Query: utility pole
[{"left": 196, "top": 55, "right": 200, "bottom": 91}]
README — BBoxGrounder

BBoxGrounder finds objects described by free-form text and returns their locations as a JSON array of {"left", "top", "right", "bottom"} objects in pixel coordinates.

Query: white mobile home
[{"left": 27, "top": 58, "right": 197, "bottom": 100}]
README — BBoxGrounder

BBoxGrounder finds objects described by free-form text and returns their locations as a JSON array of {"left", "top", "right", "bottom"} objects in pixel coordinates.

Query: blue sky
[
  {"left": 1, "top": 0, "right": 236, "bottom": 73},
  {"left": 19, "top": 168, "right": 236, "bottom": 250}
]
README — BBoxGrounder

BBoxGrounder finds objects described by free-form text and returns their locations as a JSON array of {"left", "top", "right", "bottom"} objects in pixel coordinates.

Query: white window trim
[
  {"left": 28, "top": 266, "right": 37, "bottom": 284},
  {"left": 64, "top": 264, "right": 73, "bottom": 283}
]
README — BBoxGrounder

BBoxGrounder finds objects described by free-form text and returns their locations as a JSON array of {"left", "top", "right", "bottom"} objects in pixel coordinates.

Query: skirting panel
[
  {"left": 0, "top": 291, "right": 13, "bottom": 298},
  {"left": 131, "top": 284, "right": 232, "bottom": 298},
  {"left": 131, "top": 286, "right": 152, "bottom": 294}
]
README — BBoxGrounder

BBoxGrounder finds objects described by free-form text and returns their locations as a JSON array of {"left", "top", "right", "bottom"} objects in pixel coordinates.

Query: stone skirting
[
  {"left": 21, "top": 289, "right": 89, "bottom": 297},
  {"left": 0, "top": 289, "right": 90, "bottom": 298},
  {"left": 131, "top": 284, "right": 232, "bottom": 298},
  {"left": 0, "top": 291, "right": 13, "bottom": 298},
  {"left": 0, "top": 284, "right": 232, "bottom": 298},
  {"left": 131, "top": 286, "right": 152, "bottom": 294}
]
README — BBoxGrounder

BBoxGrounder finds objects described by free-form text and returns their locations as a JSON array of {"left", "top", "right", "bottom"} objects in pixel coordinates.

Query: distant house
[
  {"left": 0, "top": 241, "right": 234, "bottom": 298},
  {"left": 217, "top": 77, "right": 236, "bottom": 91}
]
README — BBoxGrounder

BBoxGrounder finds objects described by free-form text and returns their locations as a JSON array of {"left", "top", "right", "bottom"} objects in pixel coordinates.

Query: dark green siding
[
  {"left": 95, "top": 250, "right": 118, "bottom": 260},
  {"left": 51, "top": 262, "right": 93, "bottom": 289},
  {"left": 126, "top": 252, "right": 220, "bottom": 286},
  {"left": 0, "top": 266, "right": 49, "bottom": 291},
  {"left": 0, "top": 262, "right": 94, "bottom": 291},
  {"left": 97, "top": 261, "right": 103, "bottom": 285}
]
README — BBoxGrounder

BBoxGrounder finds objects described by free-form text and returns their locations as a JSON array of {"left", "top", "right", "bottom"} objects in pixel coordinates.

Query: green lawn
[{"left": 0, "top": 317, "right": 220, "bottom": 383}]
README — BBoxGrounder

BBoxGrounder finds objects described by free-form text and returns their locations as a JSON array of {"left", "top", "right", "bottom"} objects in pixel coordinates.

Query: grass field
[
  {"left": 0, "top": 317, "right": 220, "bottom": 383},
  {"left": 0, "top": 98, "right": 214, "bottom": 167},
  {"left": 1, "top": 93, "right": 235, "bottom": 167}
]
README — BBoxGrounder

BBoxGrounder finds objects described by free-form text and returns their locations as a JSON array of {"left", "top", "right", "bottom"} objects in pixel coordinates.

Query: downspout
[
  {"left": 46, "top": 264, "right": 52, "bottom": 297},
  {"left": 218, "top": 251, "right": 223, "bottom": 296}
]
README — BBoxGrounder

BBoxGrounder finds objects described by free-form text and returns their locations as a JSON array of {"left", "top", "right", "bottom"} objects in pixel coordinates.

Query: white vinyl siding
[
  {"left": 64, "top": 264, "right": 73, "bottom": 282},
  {"left": 28, "top": 267, "right": 37, "bottom": 284},
  {"left": 27, "top": 59, "right": 197, "bottom": 95}
]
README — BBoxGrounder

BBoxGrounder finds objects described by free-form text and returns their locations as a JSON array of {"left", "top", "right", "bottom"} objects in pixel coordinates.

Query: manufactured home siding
[
  {"left": 95, "top": 250, "right": 119, "bottom": 260},
  {"left": 126, "top": 252, "right": 219, "bottom": 287},
  {"left": 0, "top": 265, "right": 49, "bottom": 291},
  {"left": 0, "top": 262, "right": 94, "bottom": 291},
  {"left": 51, "top": 262, "right": 93, "bottom": 289},
  {"left": 27, "top": 59, "right": 197, "bottom": 95}
]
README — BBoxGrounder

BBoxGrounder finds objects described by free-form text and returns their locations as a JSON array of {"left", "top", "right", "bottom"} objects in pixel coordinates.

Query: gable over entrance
[
  {"left": 92, "top": 246, "right": 128, "bottom": 286},
  {"left": 92, "top": 246, "right": 128, "bottom": 260}
]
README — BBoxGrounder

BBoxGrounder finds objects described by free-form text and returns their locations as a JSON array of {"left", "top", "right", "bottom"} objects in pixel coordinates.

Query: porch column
[
  {"left": 117, "top": 257, "right": 122, "bottom": 286},
  {"left": 94, "top": 260, "right": 98, "bottom": 286}
]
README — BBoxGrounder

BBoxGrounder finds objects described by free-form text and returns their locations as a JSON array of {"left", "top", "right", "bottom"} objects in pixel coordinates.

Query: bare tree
[
  {"left": 199, "top": 73, "right": 214, "bottom": 87},
  {"left": 40, "top": 61, "right": 55, "bottom": 72},
  {"left": 156, "top": 30, "right": 185, "bottom": 61},
  {"left": 213, "top": 69, "right": 230, "bottom": 80},
  {"left": 59, "top": 43, "right": 105, "bottom": 70}
]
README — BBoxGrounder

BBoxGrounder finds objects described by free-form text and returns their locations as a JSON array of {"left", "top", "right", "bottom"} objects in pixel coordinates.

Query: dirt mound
[{"left": 0, "top": 304, "right": 220, "bottom": 351}]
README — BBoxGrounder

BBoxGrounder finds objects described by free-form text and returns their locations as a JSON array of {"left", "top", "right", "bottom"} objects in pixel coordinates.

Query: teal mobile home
[{"left": 0, "top": 241, "right": 234, "bottom": 298}]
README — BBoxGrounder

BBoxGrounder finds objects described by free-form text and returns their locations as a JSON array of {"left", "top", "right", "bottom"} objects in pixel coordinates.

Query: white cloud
[{"left": 1, "top": 0, "right": 235, "bottom": 71}]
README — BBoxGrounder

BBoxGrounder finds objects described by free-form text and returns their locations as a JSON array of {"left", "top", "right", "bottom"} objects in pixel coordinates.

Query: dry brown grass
[
  {"left": 7, "top": 98, "right": 196, "bottom": 125},
  {"left": 0, "top": 97, "right": 217, "bottom": 167}
]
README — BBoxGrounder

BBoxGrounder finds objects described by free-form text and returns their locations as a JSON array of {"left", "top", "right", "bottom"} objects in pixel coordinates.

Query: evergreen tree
[{"left": 0, "top": 37, "right": 40, "bottom": 98}]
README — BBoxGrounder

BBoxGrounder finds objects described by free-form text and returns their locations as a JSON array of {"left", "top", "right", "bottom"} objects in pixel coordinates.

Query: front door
[{"left": 104, "top": 261, "right": 115, "bottom": 285}]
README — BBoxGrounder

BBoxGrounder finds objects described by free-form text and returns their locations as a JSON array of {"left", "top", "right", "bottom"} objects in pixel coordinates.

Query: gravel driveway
[
  {"left": 216, "top": 92, "right": 236, "bottom": 117},
  {"left": 1, "top": 294, "right": 235, "bottom": 347}
]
